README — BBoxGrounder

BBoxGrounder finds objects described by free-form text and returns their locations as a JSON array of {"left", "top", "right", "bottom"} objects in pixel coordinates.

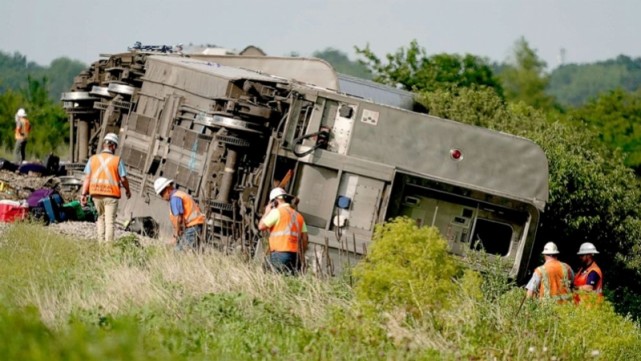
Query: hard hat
[
  {"left": 104, "top": 133, "right": 119, "bottom": 147},
  {"left": 577, "top": 242, "right": 599, "bottom": 255},
  {"left": 154, "top": 177, "right": 173, "bottom": 195},
  {"left": 269, "top": 187, "right": 288, "bottom": 201},
  {"left": 17, "top": 108, "right": 27, "bottom": 117},
  {"left": 541, "top": 242, "right": 560, "bottom": 255}
]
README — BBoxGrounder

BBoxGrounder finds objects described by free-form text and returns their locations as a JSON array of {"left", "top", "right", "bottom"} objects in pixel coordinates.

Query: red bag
[{"left": 0, "top": 200, "right": 28, "bottom": 223}]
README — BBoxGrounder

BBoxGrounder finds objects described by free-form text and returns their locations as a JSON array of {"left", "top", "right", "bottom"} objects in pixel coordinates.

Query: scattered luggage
[
  {"left": 0, "top": 158, "right": 18, "bottom": 172},
  {"left": 82, "top": 197, "right": 98, "bottom": 222},
  {"left": 18, "top": 163, "right": 48, "bottom": 176},
  {"left": 124, "top": 216, "right": 159, "bottom": 238},
  {"left": 0, "top": 153, "right": 97, "bottom": 226},
  {"left": 63, "top": 200, "right": 85, "bottom": 221},
  {"left": 27, "top": 188, "right": 54, "bottom": 208},
  {"left": 44, "top": 153, "right": 61, "bottom": 175},
  {"left": 0, "top": 200, "right": 28, "bottom": 223},
  {"left": 38, "top": 192, "right": 68, "bottom": 224}
]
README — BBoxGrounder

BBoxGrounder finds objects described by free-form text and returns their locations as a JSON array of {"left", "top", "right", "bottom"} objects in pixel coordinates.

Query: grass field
[{"left": 1, "top": 221, "right": 640, "bottom": 360}]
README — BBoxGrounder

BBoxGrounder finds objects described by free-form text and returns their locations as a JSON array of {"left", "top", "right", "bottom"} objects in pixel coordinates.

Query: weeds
[{"left": 1, "top": 222, "right": 640, "bottom": 360}]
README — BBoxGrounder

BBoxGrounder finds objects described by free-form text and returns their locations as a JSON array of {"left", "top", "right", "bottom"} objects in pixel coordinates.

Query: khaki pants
[
  {"left": 92, "top": 196, "right": 119, "bottom": 243},
  {"left": 14, "top": 139, "right": 27, "bottom": 163}
]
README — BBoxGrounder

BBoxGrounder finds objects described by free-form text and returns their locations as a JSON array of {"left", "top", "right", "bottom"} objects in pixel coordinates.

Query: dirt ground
[{"left": 0, "top": 169, "right": 80, "bottom": 203}]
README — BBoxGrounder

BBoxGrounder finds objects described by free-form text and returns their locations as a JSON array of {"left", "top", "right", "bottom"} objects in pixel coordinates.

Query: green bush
[{"left": 352, "top": 217, "right": 462, "bottom": 316}]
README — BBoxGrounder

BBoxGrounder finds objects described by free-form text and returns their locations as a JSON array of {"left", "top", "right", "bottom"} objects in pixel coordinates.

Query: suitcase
[
  {"left": 29, "top": 206, "right": 47, "bottom": 222},
  {"left": 38, "top": 193, "right": 67, "bottom": 224},
  {"left": 44, "top": 153, "right": 60, "bottom": 175},
  {"left": 27, "top": 188, "right": 54, "bottom": 208},
  {"left": 63, "top": 200, "right": 85, "bottom": 221},
  {"left": 0, "top": 158, "right": 18, "bottom": 172},
  {"left": 0, "top": 200, "right": 28, "bottom": 223},
  {"left": 18, "top": 163, "right": 48, "bottom": 175},
  {"left": 125, "top": 216, "right": 159, "bottom": 238},
  {"left": 82, "top": 196, "right": 98, "bottom": 222}
]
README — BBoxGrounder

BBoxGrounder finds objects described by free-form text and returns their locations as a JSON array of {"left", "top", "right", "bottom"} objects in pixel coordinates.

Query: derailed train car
[{"left": 62, "top": 49, "right": 548, "bottom": 282}]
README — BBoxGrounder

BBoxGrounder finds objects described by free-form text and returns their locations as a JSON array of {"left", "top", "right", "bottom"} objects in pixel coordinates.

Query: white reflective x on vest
[
  {"left": 91, "top": 154, "right": 118, "bottom": 186},
  {"left": 185, "top": 207, "right": 203, "bottom": 223},
  {"left": 540, "top": 264, "right": 571, "bottom": 300},
  {"left": 270, "top": 208, "right": 300, "bottom": 238}
]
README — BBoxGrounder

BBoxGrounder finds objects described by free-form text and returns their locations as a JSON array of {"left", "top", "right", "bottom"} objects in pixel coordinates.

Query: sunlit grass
[{"left": 1, "top": 221, "right": 640, "bottom": 360}]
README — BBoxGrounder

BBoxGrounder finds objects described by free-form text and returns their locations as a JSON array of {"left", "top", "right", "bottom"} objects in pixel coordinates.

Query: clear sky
[{"left": 1, "top": 0, "right": 639, "bottom": 70}]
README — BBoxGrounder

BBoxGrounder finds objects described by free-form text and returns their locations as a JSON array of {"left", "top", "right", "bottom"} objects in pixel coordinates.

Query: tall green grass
[
  {"left": 0, "top": 143, "right": 69, "bottom": 162},
  {"left": 0, "top": 221, "right": 640, "bottom": 360}
]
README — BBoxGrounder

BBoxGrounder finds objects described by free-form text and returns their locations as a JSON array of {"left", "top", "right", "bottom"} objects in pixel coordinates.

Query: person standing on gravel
[
  {"left": 80, "top": 133, "right": 131, "bottom": 243},
  {"left": 153, "top": 177, "right": 206, "bottom": 251},
  {"left": 14, "top": 108, "right": 31, "bottom": 163}
]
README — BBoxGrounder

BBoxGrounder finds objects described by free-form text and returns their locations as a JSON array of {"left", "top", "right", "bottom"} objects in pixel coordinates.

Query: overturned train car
[{"left": 62, "top": 51, "right": 548, "bottom": 282}]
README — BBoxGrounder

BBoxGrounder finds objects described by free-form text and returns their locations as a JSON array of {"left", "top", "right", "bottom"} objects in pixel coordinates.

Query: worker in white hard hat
[
  {"left": 525, "top": 242, "right": 574, "bottom": 301},
  {"left": 14, "top": 108, "right": 31, "bottom": 163},
  {"left": 80, "top": 133, "right": 131, "bottom": 243},
  {"left": 258, "top": 187, "right": 308, "bottom": 274},
  {"left": 573, "top": 242, "right": 603, "bottom": 303},
  {"left": 154, "top": 177, "right": 205, "bottom": 251}
]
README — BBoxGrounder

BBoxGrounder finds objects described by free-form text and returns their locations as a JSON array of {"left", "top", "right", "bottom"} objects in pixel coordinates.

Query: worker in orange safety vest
[
  {"left": 81, "top": 133, "right": 131, "bottom": 243},
  {"left": 154, "top": 177, "right": 206, "bottom": 251},
  {"left": 525, "top": 242, "right": 574, "bottom": 302},
  {"left": 573, "top": 242, "right": 603, "bottom": 304},
  {"left": 258, "top": 187, "right": 308, "bottom": 275}
]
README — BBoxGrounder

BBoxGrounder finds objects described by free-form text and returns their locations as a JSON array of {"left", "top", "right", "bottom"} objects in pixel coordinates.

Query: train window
[{"left": 471, "top": 219, "right": 512, "bottom": 256}]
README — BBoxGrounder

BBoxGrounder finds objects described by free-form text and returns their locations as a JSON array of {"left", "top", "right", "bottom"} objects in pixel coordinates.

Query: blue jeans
[
  {"left": 176, "top": 225, "right": 202, "bottom": 251},
  {"left": 268, "top": 251, "right": 301, "bottom": 275}
]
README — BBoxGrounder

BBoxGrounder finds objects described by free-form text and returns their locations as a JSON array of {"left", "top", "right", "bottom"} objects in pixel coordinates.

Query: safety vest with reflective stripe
[
  {"left": 15, "top": 118, "right": 31, "bottom": 140},
  {"left": 574, "top": 262, "right": 603, "bottom": 292},
  {"left": 535, "top": 259, "right": 573, "bottom": 301},
  {"left": 169, "top": 190, "right": 206, "bottom": 230},
  {"left": 269, "top": 206, "right": 305, "bottom": 253},
  {"left": 573, "top": 262, "right": 603, "bottom": 304},
  {"left": 88, "top": 152, "right": 122, "bottom": 197}
]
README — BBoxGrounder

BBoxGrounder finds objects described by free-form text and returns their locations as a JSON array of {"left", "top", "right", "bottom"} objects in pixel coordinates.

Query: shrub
[{"left": 352, "top": 217, "right": 462, "bottom": 316}]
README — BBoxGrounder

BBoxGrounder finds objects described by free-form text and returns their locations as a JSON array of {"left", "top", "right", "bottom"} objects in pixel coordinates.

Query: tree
[
  {"left": 548, "top": 55, "right": 641, "bottom": 107},
  {"left": 45, "top": 57, "right": 86, "bottom": 103},
  {"left": 0, "top": 50, "right": 85, "bottom": 102},
  {"left": 355, "top": 40, "right": 503, "bottom": 95},
  {"left": 570, "top": 88, "right": 641, "bottom": 173},
  {"left": 498, "top": 37, "right": 556, "bottom": 110},
  {"left": 0, "top": 51, "right": 43, "bottom": 95},
  {"left": 312, "top": 48, "right": 372, "bottom": 79}
]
